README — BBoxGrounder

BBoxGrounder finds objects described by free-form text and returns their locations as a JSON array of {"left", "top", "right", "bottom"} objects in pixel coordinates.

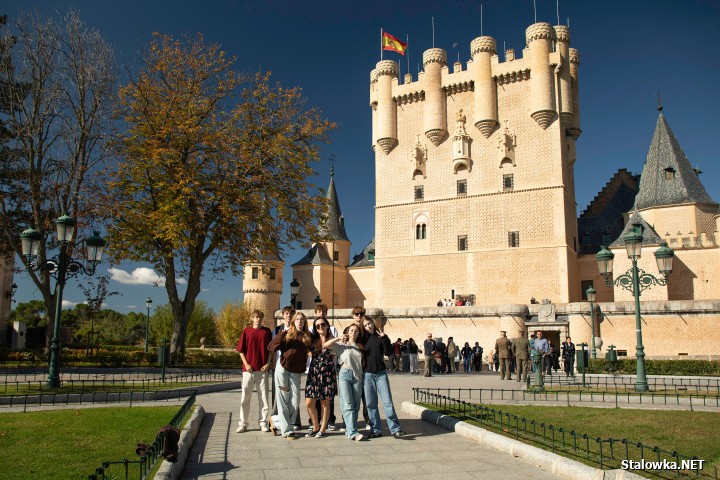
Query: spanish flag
[{"left": 382, "top": 32, "right": 407, "bottom": 56}]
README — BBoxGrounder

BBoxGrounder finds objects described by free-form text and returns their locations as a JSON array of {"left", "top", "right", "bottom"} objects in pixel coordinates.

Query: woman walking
[
  {"left": 304, "top": 317, "right": 337, "bottom": 438},
  {"left": 267, "top": 312, "right": 312, "bottom": 439},
  {"left": 324, "top": 324, "right": 365, "bottom": 441}
]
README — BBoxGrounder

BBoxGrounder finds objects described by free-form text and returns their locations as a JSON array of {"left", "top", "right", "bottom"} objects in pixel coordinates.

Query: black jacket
[{"left": 363, "top": 333, "right": 392, "bottom": 373}]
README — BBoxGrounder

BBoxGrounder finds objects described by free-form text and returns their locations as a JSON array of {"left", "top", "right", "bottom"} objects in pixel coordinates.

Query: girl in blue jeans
[{"left": 324, "top": 324, "right": 365, "bottom": 441}]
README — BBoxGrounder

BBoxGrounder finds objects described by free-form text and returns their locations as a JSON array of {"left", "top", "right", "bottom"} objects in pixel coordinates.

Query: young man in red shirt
[{"left": 236, "top": 310, "right": 272, "bottom": 433}]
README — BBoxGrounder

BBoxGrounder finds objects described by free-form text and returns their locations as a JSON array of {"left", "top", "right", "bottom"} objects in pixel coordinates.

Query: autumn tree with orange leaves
[{"left": 100, "top": 33, "right": 334, "bottom": 363}]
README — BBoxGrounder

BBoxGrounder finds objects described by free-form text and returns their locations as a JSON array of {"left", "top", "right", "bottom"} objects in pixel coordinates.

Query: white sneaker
[
  {"left": 351, "top": 433, "right": 364, "bottom": 441},
  {"left": 260, "top": 424, "right": 270, "bottom": 433},
  {"left": 236, "top": 425, "right": 247, "bottom": 433}
]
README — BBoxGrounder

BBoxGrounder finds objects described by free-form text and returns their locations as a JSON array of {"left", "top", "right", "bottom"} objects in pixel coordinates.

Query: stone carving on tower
[
  {"left": 498, "top": 121, "right": 516, "bottom": 166},
  {"left": 452, "top": 110, "right": 472, "bottom": 172},
  {"left": 412, "top": 135, "right": 427, "bottom": 178}
]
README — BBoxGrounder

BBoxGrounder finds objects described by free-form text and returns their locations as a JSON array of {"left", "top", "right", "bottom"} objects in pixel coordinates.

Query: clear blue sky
[{"left": 6, "top": 0, "right": 720, "bottom": 314}]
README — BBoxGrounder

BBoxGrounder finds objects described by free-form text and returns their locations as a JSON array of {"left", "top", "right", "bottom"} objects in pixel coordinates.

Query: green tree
[
  {"left": 150, "top": 301, "right": 216, "bottom": 347},
  {"left": 0, "top": 11, "right": 117, "bottom": 347},
  {"left": 99, "top": 33, "right": 334, "bottom": 363},
  {"left": 11, "top": 300, "right": 47, "bottom": 327}
]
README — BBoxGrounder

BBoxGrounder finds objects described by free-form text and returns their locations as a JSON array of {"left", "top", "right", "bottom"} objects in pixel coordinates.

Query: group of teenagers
[{"left": 235, "top": 304, "right": 407, "bottom": 442}]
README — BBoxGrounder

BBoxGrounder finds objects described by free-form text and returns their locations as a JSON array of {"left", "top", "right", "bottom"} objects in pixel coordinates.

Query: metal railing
[
  {"left": 86, "top": 390, "right": 196, "bottom": 480},
  {"left": 414, "top": 389, "right": 717, "bottom": 479},
  {"left": 0, "top": 388, "right": 197, "bottom": 412},
  {"left": 0, "top": 371, "right": 237, "bottom": 394},
  {"left": 412, "top": 387, "right": 720, "bottom": 411},
  {"left": 538, "top": 375, "right": 720, "bottom": 393}
]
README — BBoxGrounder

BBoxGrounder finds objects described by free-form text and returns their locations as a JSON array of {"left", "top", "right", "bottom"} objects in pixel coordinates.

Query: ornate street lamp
[
  {"left": 5, "top": 282, "right": 17, "bottom": 301},
  {"left": 145, "top": 297, "right": 153, "bottom": 353},
  {"left": 586, "top": 286, "right": 597, "bottom": 359},
  {"left": 596, "top": 221, "right": 673, "bottom": 393},
  {"left": 314, "top": 295, "right": 322, "bottom": 304},
  {"left": 290, "top": 278, "right": 300, "bottom": 309},
  {"left": 21, "top": 215, "right": 105, "bottom": 388}
]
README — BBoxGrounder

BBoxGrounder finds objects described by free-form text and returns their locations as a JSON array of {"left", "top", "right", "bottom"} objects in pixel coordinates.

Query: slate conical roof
[
  {"left": 318, "top": 175, "right": 350, "bottom": 242},
  {"left": 291, "top": 243, "right": 334, "bottom": 266},
  {"left": 633, "top": 113, "right": 717, "bottom": 210},
  {"left": 610, "top": 210, "right": 663, "bottom": 248}
]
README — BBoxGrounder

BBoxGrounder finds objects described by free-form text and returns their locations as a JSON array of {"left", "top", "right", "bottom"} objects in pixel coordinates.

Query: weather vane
[
  {"left": 656, "top": 91, "right": 664, "bottom": 111},
  {"left": 329, "top": 153, "right": 336, "bottom": 177}
]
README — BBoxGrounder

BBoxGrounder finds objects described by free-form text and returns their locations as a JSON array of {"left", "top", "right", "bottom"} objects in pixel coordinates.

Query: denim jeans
[
  {"left": 363, "top": 370, "right": 401, "bottom": 434},
  {"left": 338, "top": 368, "right": 362, "bottom": 437},
  {"left": 463, "top": 356, "right": 472, "bottom": 372},
  {"left": 273, "top": 363, "right": 301, "bottom": 436}
]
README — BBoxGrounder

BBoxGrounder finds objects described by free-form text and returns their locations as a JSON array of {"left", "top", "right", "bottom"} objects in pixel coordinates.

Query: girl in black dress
[{"left": 304, "top": 317, "right": 337, "bottom": 438}]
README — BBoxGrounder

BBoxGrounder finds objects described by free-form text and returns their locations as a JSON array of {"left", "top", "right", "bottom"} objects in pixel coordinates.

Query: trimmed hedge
[{"left": 587, "top": 359, "right": 720, "bottom": 376}]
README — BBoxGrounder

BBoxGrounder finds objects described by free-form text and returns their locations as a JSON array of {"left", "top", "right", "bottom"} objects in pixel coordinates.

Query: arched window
[{"left": 415, "top": 223, "right": 427, "bottom": 240}]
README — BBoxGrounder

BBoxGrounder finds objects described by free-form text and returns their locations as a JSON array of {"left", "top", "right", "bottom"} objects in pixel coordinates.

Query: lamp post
[
  {"left": 5, "top": 283, "right": 17, "bottom": 301},
  {"left": 586, "top": 286, "right": 597, "bottom": 359},
  {"left": 290, "top": 278, "right": 300, "bottom": 309},
  {"left": 595, "top": 221, "right": 674, "bottom": 393},
  {"left": 145, "top": 297, "right": 153, "bottom": 353},
  {"left": 314, "top": 295, "right": 322, "bottom": 304},
  {"left": 21, "top": 214, "right": 105, "bottom": 388}
]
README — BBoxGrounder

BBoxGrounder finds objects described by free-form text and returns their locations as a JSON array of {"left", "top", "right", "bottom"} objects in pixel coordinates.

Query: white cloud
[
  {"left": 62, "top": 300, "right": 80, "bottom": 309},
  {"left": 109, "top": 267, "right": 187, "bottom": 286}
]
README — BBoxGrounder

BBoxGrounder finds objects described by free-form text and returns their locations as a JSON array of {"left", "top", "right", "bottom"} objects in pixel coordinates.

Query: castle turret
[
  {"left": 470, "top": 36, "right": 498, "bottom": 138},
  {"left": 525, "top": 22, "right": 557, "bottom": 129},
  {"left": 553, "top": 25, "right": 573, "bottom": 129},
  {"left": 568, "top": 48, "right": 582, "bottom": 139},
  {"left": 243, "top": 253, "right": 284, "bottom": 329},
  {"left": 422, "top": 48, "right": 448, "bottom": 146},
  {"left": 374, "top": 61, "right": 399, "bottom": 154}
]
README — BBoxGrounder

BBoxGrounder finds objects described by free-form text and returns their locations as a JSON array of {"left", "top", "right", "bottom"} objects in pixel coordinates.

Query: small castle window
[
  {"left": 664, "top": 167, "right": 676, "bottom": 180},
  {"left": 602, "top": 233, "right": 612, "bottom": 245},
  {"left": 581, "top": 235, "right": 591, "bottom": 246},
  {"left": 457, "top": 179, "right": 467, "bottom": 197},
  {"left": 251, "top": 267, "right": 259, "bottom": 279},
  {"left": 580, "top": 280, "right": 593, "bottom": 300},
  {"left": 503, "top": 174, "right": 514, "bottom": 191},
  {"left": 508, "top": 231, "right": 520, "bottom": 248},
  {"left": 269, "top": 268, "right": 276, "bottom": 280},
  {"left": 367, "top": 249, "right": 375, "bottom": 261},
  {"left": 333, "top": 251, "right": 339, "bottom": 262},
  {"left": 415, "top": 223, "right": 427, "bottom": 240},
  {"left": 414, "top": 185, "right": 424, "bottom": 201},
  {"left": 458, "top": 235, "right": 468, "bottom": 251}
]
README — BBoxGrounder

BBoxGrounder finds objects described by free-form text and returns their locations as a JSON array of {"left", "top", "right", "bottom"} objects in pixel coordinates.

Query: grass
[
  {"left": 424, "top": 402, "right": 720, "bottom": 478},
  {"left": 0, "top": 406, "right": 182, "bottom": 480}
]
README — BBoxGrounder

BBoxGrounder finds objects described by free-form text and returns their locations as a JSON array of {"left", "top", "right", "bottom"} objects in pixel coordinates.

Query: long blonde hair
[{"left": 286, "top": 312, "right": 312, "bottom": 346}]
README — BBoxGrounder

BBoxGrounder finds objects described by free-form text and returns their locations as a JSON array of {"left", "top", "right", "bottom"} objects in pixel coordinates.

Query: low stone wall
[{"left": 282, "top": 300, "right": 720, "bottom": 357}]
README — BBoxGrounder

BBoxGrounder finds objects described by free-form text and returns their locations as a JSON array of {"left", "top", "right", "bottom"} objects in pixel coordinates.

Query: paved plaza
[{"left": 180, "top": 372, "right": 554, "bottom": 480}]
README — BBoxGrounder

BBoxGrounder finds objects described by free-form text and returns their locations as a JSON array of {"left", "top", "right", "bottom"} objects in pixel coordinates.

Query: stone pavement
[{"left": 181, "top": 371, "right": 555, "bottom": 480}]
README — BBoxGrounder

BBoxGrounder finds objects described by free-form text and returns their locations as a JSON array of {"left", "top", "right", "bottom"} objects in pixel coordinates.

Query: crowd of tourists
[{"left": 235, "top": 304, "right": 407, "bottom": 441}]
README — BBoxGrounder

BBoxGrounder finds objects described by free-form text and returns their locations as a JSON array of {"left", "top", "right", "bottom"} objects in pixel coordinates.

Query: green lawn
[
  {"left": 0, "top": 381, "right": 210, "bottom": 395},
  {"left": 428, "top": 403, "right": 720, "bottom": 477},
  {"left": 0, "top": 406, "right": 182, "bottom": 480}
]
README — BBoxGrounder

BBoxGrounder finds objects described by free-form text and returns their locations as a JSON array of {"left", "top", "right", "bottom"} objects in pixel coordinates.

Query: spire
[
  {"left": 632, "top": 113, "right": 717, "bottom": 211},
  {"left": 318, "top": 166, "right": 350, "bottom": 242}
]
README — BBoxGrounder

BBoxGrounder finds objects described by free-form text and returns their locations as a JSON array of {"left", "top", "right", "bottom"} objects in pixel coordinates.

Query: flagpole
[
  {"left": 380, "top": 28, "right": 383, "bottom": 60},
  {"left": 406, "top": 34, "right": 410, "bottom": 80},
  {"left": 432, "top": 17, "right": 435, "bottom": 48}
]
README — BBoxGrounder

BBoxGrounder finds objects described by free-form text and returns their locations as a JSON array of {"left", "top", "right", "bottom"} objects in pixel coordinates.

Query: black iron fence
[
  {"left": 414, "top": 388, "right": 718, "bottom": 480},
  {"left": 412, "top": 387, "right": 720, "bottom": 411},
  {"left": 86, "top": 390, "right": 197, "bottom": 480},
  {"left": 0, "top": 371, "right": 236, "bottom": 394},
  {"left": 538, "top": 375, "right": 720, "bottom": 393}
]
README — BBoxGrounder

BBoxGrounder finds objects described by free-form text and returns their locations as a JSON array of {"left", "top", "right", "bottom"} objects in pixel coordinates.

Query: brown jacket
[
  {"left": 494, "top": 337, "right": 512, "bottom": 359},
  {"left": 267, "top": 330, "right": 309, "bottom": 373},
  {"left": 511, "top": 337, "right": 530, "bottom": 360}
]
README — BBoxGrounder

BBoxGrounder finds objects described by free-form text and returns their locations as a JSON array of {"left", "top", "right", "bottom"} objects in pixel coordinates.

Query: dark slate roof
[
  {"left": 578, "top": 169, "right": 639, "bottom": 255},
  {"left": 349, "top": 238, "right": 375, "bottom": 268},
  {"left": 318, "top": 177, "right": 350, "bottom": 242},
  {"left": 633, "top": 113, "right": 717, "bottom": 210},
  {"left": 291, "top": 243, "right": 334, "bottom": 266},
  {"left": 609, "top": 210, "right": 663, "bottom": 248}
]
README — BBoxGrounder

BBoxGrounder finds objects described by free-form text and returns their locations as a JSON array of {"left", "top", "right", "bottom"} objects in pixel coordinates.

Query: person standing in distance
[
  {"left": 511, "top": 330, "right": 530, "bottom": 382},
  {"left": 423, "top": 333, "right": 436, "bottom": 377},
  {"left": 494, "top": 331, "right": 512, "bottom": 380}
]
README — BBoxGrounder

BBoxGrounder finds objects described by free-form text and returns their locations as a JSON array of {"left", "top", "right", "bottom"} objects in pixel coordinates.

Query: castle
[{"left": 244, "top": 21, "right": 719, "bottom": 358}]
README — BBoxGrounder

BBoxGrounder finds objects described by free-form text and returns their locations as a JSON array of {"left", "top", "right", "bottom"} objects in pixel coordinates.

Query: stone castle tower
[
  {"left": 370, "top": 22, "right": 582, "bottom": 306},
  {"left": 242, "top": 254, "right": 284, "bottom": 328}
]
